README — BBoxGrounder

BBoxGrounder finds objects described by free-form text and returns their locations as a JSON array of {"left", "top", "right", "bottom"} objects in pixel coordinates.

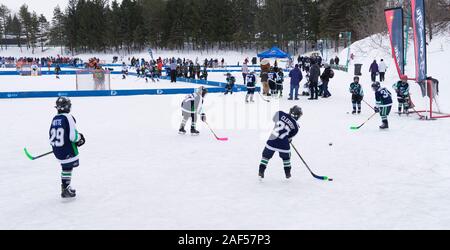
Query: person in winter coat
[
  {"left": 308, "top": 61, "right": 321, "bottom": 100},
  {"left": 369, "top": 60, "right": 379, "bottom": 82},
  {"left": 378, "top": 59, "right": 387, "bottom": 82},
  {"left": 288, "top": 64, "right": 303, "bottom": 100},
  {"left": 242, "top": 62, "right": 249, "bottom": 85},
  {"left": 319, "top": 65, "right": 334, "bottom": 98}
]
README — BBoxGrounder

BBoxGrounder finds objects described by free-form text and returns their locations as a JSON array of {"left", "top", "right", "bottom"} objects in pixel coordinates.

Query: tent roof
[{"left": 257, "top": 46, "right": 291, "bottom": 59}]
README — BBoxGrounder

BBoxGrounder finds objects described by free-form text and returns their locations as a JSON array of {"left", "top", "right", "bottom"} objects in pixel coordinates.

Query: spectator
[
  {"left": 288, "top": 64, "right": 303, "bottom": 100},
  {"left": 334, "top": 56, "right": 340, "bottom": 65},
  {"left": 170, "top": 59, "right": 177, "bottom": 83},
  {"left": 309, "top": 61, "right": 321, "bottom": 100},
  {"left": 242, "top": 62, "right": 249, "bottom": 85},
  {"left": 378, "top": 59, "right": 387, "bottom": 82},
  {"left": 369, "top": 60, "right": 379, "bottom": 82},
  {"left": 319, "top": 65, "right": 334, "bottom": 98}
]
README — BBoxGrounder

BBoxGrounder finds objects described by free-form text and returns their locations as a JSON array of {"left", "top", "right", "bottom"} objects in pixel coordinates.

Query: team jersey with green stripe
[{"left": 49, "top": 113, "right": 80, "bottom": 164}]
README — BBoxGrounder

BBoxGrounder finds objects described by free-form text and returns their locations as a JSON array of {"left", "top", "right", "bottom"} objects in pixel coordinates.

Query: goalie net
[
  {"left": 19, "top": 63, "right": 42, "bottom": 76},
  {"left": 76, "top": 69, "right": 111, "bottom": 91}
]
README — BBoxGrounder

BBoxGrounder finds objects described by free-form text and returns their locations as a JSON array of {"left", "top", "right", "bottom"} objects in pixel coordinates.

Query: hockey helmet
[
  {"left": 289, "top": 106, "right": 303, "bottom": 121},
  {"left": 371, "top": 82, "right": 381, "bottom": 91},
  {"left": 354, "top": 76, "right": 360, "bottom": 82},
  {"left": 55, "top": 96, "right": 72, "bottom": 114},
  {"left": 197, "top": 86, "right": 208, "bottom": 97},
  {"left": 400, "top": 75, "right": 409, "bottom": 82}
]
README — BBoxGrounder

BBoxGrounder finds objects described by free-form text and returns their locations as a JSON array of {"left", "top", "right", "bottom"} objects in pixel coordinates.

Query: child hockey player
[
  {"left": 372, "top": 82, "right": 393, "bottom": 130},
  {"left": 268, "top": 68, "right": 277, "bottom": 96},
  {"left": 179, "top": 86, "right": 208, "bottom": 136},
  {"left": 276, "top": 68, "right": 284, "bottom": 98},
  {"left": 121, "top": 62, "right": 128, "bottom": 80},
  {"left": 392, "top": 75, "right": 411, "bottom": 115},
  {"left": 224, "top": 73, "right": 236, "bottom": 95},
  {"left": 258, "top": 106, "right": 303, "bottom": 180},
  {"left": 246, "top": 71, "right": 257, "bottom": 103},
  {"left": 349, "top": 76, "right": 364, "bottom": 114},
  {"left": 55, "top": 64, "right": 61, "bottom": 79},
  {"left": 49, "top": 97, "right": 86, "bottom": 198}
]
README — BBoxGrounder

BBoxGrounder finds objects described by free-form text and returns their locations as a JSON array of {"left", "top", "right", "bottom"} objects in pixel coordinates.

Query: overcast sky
[{"left": 2, "top": 0, "right": 122, "bottom": 20}]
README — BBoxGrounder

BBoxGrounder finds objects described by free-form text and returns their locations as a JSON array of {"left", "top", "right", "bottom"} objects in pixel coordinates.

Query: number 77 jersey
[
  {"left": 266, "top": 111, "right": 300, "bottom": 153},
  {"left": 49, "top": 114, "right": 80, "bottom": 165}
]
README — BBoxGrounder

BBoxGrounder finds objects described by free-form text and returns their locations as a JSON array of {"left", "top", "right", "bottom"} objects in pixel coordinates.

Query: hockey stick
[
  {"left": 204, "top": 122, "right": 228, "bottom": 141},
  {"left": 24, "top": 148, "right": 52, "bottom": 161},
  {"left": 257, "top": 91, "right": 271, "bottom": 103},
  {"left": 362, "top": 99, "right": 375, "bottom": 111},
  {"left": 290, "top": 143, "right": 333, "bottom": 182},
  {"left": 350, "top": 112, "right": 377, "bottom": 130}
]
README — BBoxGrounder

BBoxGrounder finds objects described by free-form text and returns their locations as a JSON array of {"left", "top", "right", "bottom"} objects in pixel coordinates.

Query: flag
[
  {"left": 385, "top": 7, "right": 405, "bottom": 77},
  {"left": 411, "top": 0, "right": 427, "bottom": 82}
]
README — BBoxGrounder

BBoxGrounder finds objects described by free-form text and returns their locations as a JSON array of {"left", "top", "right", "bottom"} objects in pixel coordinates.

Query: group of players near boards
[{"left": 49, "top": 68, "right": 412, "bottom": 199}]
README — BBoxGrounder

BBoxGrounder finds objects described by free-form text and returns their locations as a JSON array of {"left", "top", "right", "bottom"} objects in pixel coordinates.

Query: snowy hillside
[{"left": 1, "top": 30, "right": 450, "bottom": 230}]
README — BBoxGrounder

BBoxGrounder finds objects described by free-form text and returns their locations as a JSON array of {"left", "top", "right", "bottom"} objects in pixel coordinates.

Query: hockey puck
[{"left": 329, "top": 143, "right": 333, "bottom": 146}]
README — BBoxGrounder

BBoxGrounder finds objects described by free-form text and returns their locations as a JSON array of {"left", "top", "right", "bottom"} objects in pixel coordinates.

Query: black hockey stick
[
  {"left": 350, "top": 112, "right": 377, "bottom": 130},
  {"left": 290, "top": 143, "right": 333, "bottom": 182},
  {"left": 24, "top": 148, "right": 52, "bottom": 161}
]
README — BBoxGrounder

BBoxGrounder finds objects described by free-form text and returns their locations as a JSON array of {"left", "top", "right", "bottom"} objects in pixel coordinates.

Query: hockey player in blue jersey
[
  {"left": 246, "top": 71, "right": 257, "bottom": 103},
  {"left": 179, "top": 86, "right": 208, "bottom": 135},
  {"left": 224, "top": 73, "right": 236, "bottom": 95},
  {"left": 392, "top": 75, "right": 411, "bottom": 115},
  {"left": 372, "top": 82, "right": 393, "bottom": 130},
  {"left": 49, "top": 97, "right": 86, "bottom": 198},
  {"left": 268, "top": 68, "right": 277, "bottom": 96},
  {"left": 275, "top": 68, "right": 284, "bottom": 98},
  {"left": 349, "top": 76, "right": 364, "bottom": 114},
  {"left": 259, "top": 106, "right": 303, "bottom": 180}
]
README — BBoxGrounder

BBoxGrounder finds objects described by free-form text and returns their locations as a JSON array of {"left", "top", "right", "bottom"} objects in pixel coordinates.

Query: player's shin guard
[
  {"left": 283, "top": 160, "right": 292, "bottom": 179},
  {"left": 259, "top": 158, "right": 269, "bottom": 178},
  {"left": 61, "top": 170, "right": 72, "bottom": 189}
]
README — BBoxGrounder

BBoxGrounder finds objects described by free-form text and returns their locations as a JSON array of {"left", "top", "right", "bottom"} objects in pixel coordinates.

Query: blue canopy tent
[{"left": 257, "top": 46, "right": 291, "bottom": 59}]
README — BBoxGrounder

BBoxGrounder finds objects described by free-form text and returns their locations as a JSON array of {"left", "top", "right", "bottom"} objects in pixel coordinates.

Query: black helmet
[
  {"left": 198, "top": 86, "right": 208, "bottom": 97},
  {"left": 55, "top": 96, "right": 72, "bottom": 113},
  {"left": 289, "top": 106, "right": 303, "bottom": 121},
  {"left": 371, "top": 82, "right": 381, "bottom": 91},
  {"left": 354, "top": 76, "right": 360, "bottom": 82}
]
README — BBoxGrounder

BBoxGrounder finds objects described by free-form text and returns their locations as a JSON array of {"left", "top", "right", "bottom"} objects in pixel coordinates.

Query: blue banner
[
  {"left": 385, "top": 7, "right": 405, "bottom": 77},
  {"left": 411, "top": 0, "right": 427, "bottom": 82}
]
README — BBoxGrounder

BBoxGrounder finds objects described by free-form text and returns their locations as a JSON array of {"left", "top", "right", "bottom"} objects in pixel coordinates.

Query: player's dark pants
[
  {"left": 276, "top": 83, "right": 283, "bottom": 96},
  {"left": 259, "top": 147, "right": 291, "bottom": 177},
  {"left": 352, "top": 95, "right": 363, "bottom": 112},
  {"left": 181, "top": 111, "right": 197, "bottom": 129},
  {"left": 225, "top": 84, "right": 234, "bottom": 94},
  {"left": 61, "top": 160, "right": 79, "bottom": 189},
  {"left": 397, "top": 96, "right": 410, "bottom": 113},
  {"left": 268, "top": 80, "right": 277, "bottom": 96},
  {"left": 371, "top": 73, "right": 377, "bottom": 82},
  {"left": 380, "top": 106, "right": 392, "bottom": 122}
]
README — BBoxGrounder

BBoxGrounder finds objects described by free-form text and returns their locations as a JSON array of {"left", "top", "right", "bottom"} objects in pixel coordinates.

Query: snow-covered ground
[{"left": 0, "top": 31, "right": 449, "bottom": 230}]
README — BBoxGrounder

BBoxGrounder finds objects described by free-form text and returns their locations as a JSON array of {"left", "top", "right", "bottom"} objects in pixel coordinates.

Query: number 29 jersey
[
  {"left": 49, "top": 114, "right": 80, "bottom": 165},
  {"left": 266, "top": 111, "right": 300, "bottom": 153}
]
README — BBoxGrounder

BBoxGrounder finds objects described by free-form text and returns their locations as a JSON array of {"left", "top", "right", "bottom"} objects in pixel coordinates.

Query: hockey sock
[
  {"left": 181, "top": 119, "right": 187, "bottom": 128},
  {"left": 353, "top": 103, "right": 357, "bottom": 112},
  {"left": 61, "top": 170, "right": 73, "bottom": 189},
  {"left": 358, "top": 104, "right": 362, "bottom": 112},
  {"left": 246, "top": 94, "right": 250, "bottom": 102},
  {"left": 250, "top": 94, "right": 254, "bottom": 102}
]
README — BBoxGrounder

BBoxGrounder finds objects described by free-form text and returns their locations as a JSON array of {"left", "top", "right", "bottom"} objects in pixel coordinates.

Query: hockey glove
[
  {"left": 374, "top": 107, "right": 380, "bottom": 113},
  {"left": 201, "top": 113, "right": 207, "bottom": 122},
  {"left": 76, "top": 133, "right": 86, "bottom": 147}
]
